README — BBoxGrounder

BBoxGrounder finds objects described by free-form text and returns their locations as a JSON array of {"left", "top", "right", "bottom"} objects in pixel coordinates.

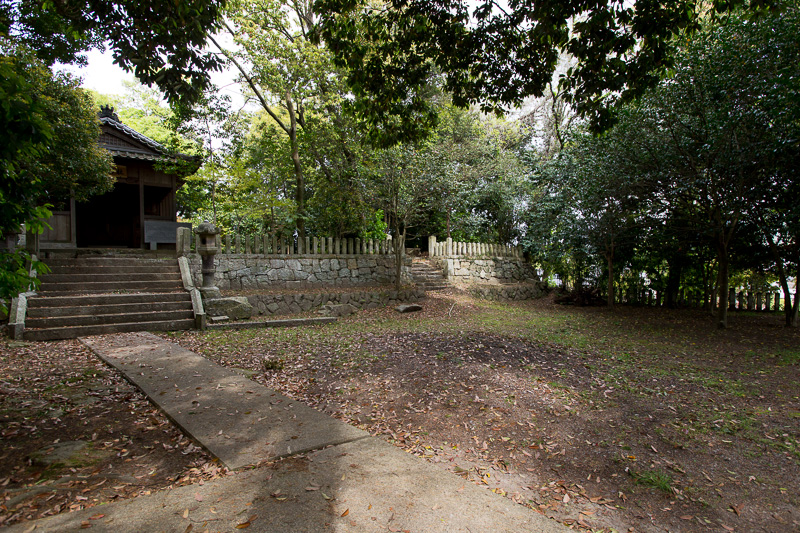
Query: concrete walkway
[{"left": 7, "top": 332, "right": 569, "bottom": 532}]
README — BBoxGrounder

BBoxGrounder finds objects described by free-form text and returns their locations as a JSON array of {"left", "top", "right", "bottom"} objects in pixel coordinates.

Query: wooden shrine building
[{"left": 38, "top": 106, "right": 196, "bottom": 251}]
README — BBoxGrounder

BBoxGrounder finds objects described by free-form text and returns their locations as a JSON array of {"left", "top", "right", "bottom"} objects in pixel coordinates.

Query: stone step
[
  {"left": 47, "top": 265, "right": 179, "bottom": 275},
  {"left": 27, "top": 292, "right": 191, "bottom": 308},
  {"left": 27, "top": 300, "right": 192, "bottom": 318},
  {"left": 42, "top": 272, "right": 182, "bottom": 283},
  {"left": 23, "top": 319, "right": 196, "bottom": 341},
  {"left": 38, "top": 280, "right": 184, "bottom": 293},
  {"left": 34, "top": 288, "right": 185, "bottom": 297},
  {"left": 26, "top": 310, "right": 194, "bottom": 329},
  {"left": 44, "top": 257, "right": 178, "bottom": 267}
]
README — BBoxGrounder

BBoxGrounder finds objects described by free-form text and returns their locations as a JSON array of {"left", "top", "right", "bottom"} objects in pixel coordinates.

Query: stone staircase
[
  {"left": 24, "top": 255, "right": 195, "bottom": 341},
  {"left": 411, "top": 258, "right": 450, "bottom": 291}
]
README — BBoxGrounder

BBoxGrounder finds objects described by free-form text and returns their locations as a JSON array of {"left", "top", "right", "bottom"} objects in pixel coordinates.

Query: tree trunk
[
  {"left": 286, "top": 92, "right": 305, "bottom": 241},
  {"left": 606, "top": 252, "right": 614, "bottom": 308},
  {"left": 715, "top": 246, "right": 730, "bottom": 329},
  {"left": 666, "top": 257, "right": 683, "bottom": 309},
  {"left": 786, "top": 261, "right": 799, "bottom": 327},
  {"left": 394, "top": 228, "right": 405, "bottom": 291},
  {"left": 761, "top": 229, "right": 797, "bottom": 327}
]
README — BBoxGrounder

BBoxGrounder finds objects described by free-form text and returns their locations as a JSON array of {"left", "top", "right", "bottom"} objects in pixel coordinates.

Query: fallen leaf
[
  {"left": 89, "top": 514, "right": 105, "bottom": 520},
  {"left": 680, "top": 515, "right": 693, "bottom": 520},
  {"left": 562, "top": 494, "right": 570, "bottom": 504},
  {"left": 182, "top": 509, "right": 189, "bottom": 519},
  {"left": 184, "top": 525, "right": 193, "bottom": 533},
  {"left": 341, "top": 509, "right": 349, "bottom": 517},
  {"left": 194, "top": 493, "right": 203, "bottom": 502}
]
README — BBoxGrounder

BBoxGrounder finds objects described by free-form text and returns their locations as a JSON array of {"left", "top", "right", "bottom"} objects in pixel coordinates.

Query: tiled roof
[
  {"left": 99, "top": 116, "right": 167, "bottom": 154},
  {"left": 99, "top": 116, "right": 199, "bottom": 168},
  {"left": 106, "top": 150, "right": 172, "bottom": 162}
]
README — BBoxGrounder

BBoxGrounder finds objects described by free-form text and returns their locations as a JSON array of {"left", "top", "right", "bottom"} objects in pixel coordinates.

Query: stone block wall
[
  {"left": 431, "top": 257, "right": 539, "bottom": 285},
  {"left": 247, "top": 288, "right": 425, "bottom": 316},
  {"left": 188, "top": 254, "right": 412, "bottom": 291},
  {"left": 467, "top": 284, "right": 547, "bottom": 301}
]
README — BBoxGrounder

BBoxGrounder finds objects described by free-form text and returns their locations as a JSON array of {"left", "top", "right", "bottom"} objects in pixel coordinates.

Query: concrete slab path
[
  {"left": 83, "top": 332, "right": 368, "bottom": 470},
  {"left": 5, "top": 332, "right": 570, "bottom": 533}
]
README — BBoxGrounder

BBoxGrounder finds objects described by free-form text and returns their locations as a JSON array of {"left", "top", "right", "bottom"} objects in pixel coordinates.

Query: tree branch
[{"left": 210, "top": 23, "right": 290, "bottom": 135}]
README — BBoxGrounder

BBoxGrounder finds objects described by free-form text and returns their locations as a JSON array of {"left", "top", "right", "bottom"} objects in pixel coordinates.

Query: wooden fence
[
  {"left": 428, "top": 236, "right": 522, "bottom": 259},
  {"left": 607, "top": 286, "right": 788, "bottom": 312},
  {"left": 180, "top": 229, "right": 395, "bottom": 256}
]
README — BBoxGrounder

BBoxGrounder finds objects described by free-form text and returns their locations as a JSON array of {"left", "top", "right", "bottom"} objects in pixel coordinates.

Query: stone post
[
  {"left": 765, "top": 292, "right": 771, "bottom": 311},
  {"left": 446, "top": 237, "right": 453, "bottom": 257},
  {"left": 747, "top": 292, "right": 754, "bottom": 311},
  {"left": 355, "top": 238, "right": 361, "bottom": 256},
  {"left": 327, "top": 237, "right": 333, "bottom": 255},
  {"left": 194, "top": 222, "right": 222, "bottom": 299},
  {"left": 176, "top": 226, "right": 191, "bottom": 257},
  {"left": 775, "top": 293, "right": 781, "bottom": 312},
  {"left": 224, "top": 234, "right": 232, "bottom": 254},
  {"left": 428, "top": 236, "right": 437, "bottom": 257},
  {"left": 756, "top": 292, "right": 762, "bottom": 311},
  {"left": 304, "top": 236, "right": 311, "bottom": 255}
]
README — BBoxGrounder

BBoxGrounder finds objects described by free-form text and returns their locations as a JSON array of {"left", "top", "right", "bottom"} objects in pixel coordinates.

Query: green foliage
[
  {"left": 316, "top": 0, "right": 780, "bottom": 140},
  {"left": 359, "top": 210, "right": 388, "bottom": 241},
  {"left": 2, "top": 0, "right": 226, "bottom": 105},
  {"left": 0, "top": 249, "right": 51, "bottom": 310},
  {"left": 524, "top": 4, "right": 800, "bottom": 322},
  {"left": 0, "top": 44, "right": 113, "bottom": 300},
  {"left": 0, "top": 44, "right": 113, "bottom": 231}
]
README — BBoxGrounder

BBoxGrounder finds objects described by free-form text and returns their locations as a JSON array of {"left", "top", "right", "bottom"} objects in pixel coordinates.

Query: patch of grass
[
  {"left": 631, "top": 469, "right": 673, "bottom": 493},
  {"left": 262, "top": 358, "right": 285, "bottom": 371},
  {"left": 771, "top": 348, "right": 800, "bottom": 366}
]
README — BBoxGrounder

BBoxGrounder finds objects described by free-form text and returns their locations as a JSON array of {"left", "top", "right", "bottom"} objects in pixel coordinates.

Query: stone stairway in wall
[
  {"left": 411, "top": 258, "right": 451, "bottom": 291},
  {"left": 24, "top": 255, "right": 194, "bottom": 341}
]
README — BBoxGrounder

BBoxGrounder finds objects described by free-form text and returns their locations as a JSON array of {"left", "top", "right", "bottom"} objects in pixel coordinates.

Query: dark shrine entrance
[{"left": 75, "top": 184, "right": 141, "bottom": 248}]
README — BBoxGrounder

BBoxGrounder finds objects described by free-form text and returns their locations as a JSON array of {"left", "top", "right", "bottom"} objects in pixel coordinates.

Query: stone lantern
[{"left": 194, "top": 221, "right": 222, "bottom": 299}]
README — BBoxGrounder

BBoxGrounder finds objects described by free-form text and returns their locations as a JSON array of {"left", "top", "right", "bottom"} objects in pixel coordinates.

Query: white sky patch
[
  {"left": 58, "top": 48, "right": 134, "bottom": 95},
  {"left": 60, "top": 38, "right": 245, "bottom": 110}
]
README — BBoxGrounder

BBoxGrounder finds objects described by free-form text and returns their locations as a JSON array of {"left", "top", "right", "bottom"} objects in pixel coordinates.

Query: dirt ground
[
  {"left": 0, "top": 339, "right": 227, "bottom": 527},
  {"left": 2, "top": 289, "right": 799, "bottom": 532},
  {"left": 168, "top": 290, "right": 800, "bottom": 533}
]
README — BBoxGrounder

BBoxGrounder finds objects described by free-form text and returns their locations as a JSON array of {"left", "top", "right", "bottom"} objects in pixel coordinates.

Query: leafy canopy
[{"left": 315, "top": 0, "right": 780, "bottom": 140}]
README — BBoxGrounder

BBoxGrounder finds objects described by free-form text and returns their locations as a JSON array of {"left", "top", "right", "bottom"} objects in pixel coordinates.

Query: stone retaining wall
[
  {"left": 246, "top": 288, "right": 425, "bottom": 316},
  {"left": 431, "top": 257, "right": 538, "bottom": 285},
  {"left": 466, "top": 284, "right": 547, "bottom": 301},
  {"left": 188, "top": 254, "right": 412, "bottom": 291}
]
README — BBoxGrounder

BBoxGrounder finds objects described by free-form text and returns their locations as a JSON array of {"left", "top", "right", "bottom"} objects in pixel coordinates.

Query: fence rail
[
  {"left": 428, "top": 236, "right": 521, "bottom": 259},
  {"left": 178, "top": 227, "right": 395, "bottom": 256},
  {"left": 604, "top": 285, "right": 790, "bottom": 312}
]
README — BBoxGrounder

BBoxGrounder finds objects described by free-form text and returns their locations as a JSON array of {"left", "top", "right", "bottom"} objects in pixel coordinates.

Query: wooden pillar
[{"left": 138, "top": 179, "right": 145, "bottom": 249}]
